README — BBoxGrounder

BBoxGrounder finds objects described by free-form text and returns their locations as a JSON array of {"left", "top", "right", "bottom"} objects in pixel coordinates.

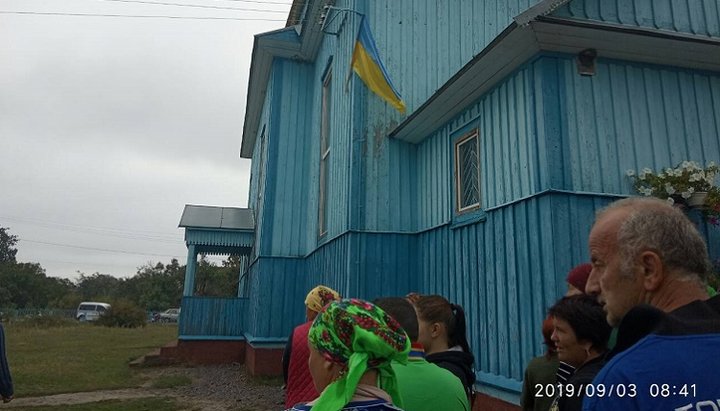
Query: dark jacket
[
  {"left": 584, "top": 295, "right": 720, "bottom": 411},
  {"left": 557, "top": 356, "right": 605, "bottom": 411},
  {"left": 0, "top": 324, "right": 13, "bottom": 399},
  {"left": 425, "top": 349, "right": 475, "bottom": 399}
]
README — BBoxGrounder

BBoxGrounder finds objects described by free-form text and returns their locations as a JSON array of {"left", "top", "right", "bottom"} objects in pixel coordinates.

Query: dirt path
[
  {"left": 5, "top": 364, "right": 285, "bottom": 411},
  {"left": 5, "top": 388, "right": 176, "bottom": 408}
]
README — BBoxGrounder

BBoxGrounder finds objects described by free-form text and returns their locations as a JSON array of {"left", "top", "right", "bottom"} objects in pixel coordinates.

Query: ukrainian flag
[{"left": 351, "top": 17, "right": 406, "bottom": 114}]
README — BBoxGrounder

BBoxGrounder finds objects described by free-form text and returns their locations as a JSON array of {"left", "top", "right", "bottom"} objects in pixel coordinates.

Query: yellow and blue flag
[{"left": 350, "top": 17, "right": 406, "bottom": 114}]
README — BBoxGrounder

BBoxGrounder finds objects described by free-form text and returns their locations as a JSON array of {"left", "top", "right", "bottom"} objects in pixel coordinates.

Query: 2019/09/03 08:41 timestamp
[{"left": 533, "top": 383, "right": 698, "bottom": 398}]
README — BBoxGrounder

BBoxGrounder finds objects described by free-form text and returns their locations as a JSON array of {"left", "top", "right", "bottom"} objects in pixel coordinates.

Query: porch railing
[{"left": 179, "top": 296, "right": 248, "bottom": 339}]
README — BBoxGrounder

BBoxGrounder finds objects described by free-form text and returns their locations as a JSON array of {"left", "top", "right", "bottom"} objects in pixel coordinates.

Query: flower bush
[
  {"left": 627, "top": 161, "right": 720, "bottom": 225},
  {"left": 703, "top": 187, "right": 720, "bottom": 226}
]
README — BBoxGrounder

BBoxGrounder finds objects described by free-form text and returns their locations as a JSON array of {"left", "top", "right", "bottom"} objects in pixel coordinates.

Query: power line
[
  {"left": 20, "top": 238, "right": 184, "bottom": 258},
  {"left": 35, "top": 258, "right": 150, "bottom": 270},
  {"left": 92, "top": 0, "right": 289, "bottom": 13},
  {"left": 0, "top": 215, "right": 183, "bottom": 241},
  {"left": 0, "top": 10, "right": 285, "bottom": 21},
  {"left": 4, "top": 224, "right": 183, "bottom": 244},
  {"left": 210, "top": 0, "right": 293, "bottom": 4}
]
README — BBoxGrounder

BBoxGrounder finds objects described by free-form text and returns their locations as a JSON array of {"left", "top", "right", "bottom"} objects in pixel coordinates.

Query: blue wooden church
[{"left": 175, "top": 0, "right": 720, "bottom": 408}]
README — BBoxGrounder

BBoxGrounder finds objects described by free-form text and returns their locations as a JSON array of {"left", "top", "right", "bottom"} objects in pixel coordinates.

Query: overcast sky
[{"left": 0, "top": 0, "right": 292, "bottom": 280}]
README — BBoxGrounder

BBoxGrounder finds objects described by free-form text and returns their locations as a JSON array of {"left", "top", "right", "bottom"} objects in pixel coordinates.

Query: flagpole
[{"left": 345, "top": 14, "right": 364, "bottom": 93}]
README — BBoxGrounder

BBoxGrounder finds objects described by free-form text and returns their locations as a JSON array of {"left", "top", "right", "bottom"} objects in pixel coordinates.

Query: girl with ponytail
[{"left": 412, "top": 295, "right": 475, "bottom": 401}]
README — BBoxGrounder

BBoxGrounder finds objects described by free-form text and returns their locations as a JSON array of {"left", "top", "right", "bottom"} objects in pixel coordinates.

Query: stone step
[{"left": 129, "top": 346, "right": 180, "bottom": 368}]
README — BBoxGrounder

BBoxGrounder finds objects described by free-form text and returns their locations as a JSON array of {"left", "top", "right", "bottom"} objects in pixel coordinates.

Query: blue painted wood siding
[
  {"left": 417, "top": 61, "right": 544, "bottom": 228},
  {"left": 244, "top": 232, "right": 418, "bottom": 339},
  {"left": 418, "top": 192, "right": 617, "bottom": 388},
  {"left": 413, "top": 54, "right": 720, "bottom": 389},
  {"left": 350, "top": 0, "right": 544, "bottom": 114},
  {"left": 248, "top": 73, "right": 275, "bottom": 257},
  {"left": 345, "top": 0, "right": 544, "bottom": 232},
  {"left": 245, "top": 257, "right": 306, "bottom": 339},
  {"left": 416, "top": 54, "right": 720, "bottom": 226},
  {"left": 556, "top": 55, "right": 720, "bottom": 194},
  {"left": 185, "top": 229, "right": 253, "bottom": 248},
  {"left": 251, "top": 0, "right": 548, "bottom": 242},
  {"left": 256, "top": 60, "right": 317, "bottom": 257},
  {"left": 251, "top": 0, "right": 559, "bottom": 244},
  {"left": 553, "top": 0, "right": 720, "bottom": 38},
  {"left": 179, "top": 296, "right": 248, "bottom": 338}
]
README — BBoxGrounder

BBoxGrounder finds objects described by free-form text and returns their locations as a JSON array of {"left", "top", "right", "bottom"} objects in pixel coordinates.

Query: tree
[
  {"left": 76, "top": 272, "right": 120, "bottom": 301},
  {"left": 0, "top": 262, "right": 55, "bottom": 308},
  {"left": 0, "top": 227, "right": 18, "bottom": 264},
  {"left": 123, "top": 260, "right": 185, "bottom": 311},
  {"left": 194, "top": 255, "right": 238, "bottom": 297}
]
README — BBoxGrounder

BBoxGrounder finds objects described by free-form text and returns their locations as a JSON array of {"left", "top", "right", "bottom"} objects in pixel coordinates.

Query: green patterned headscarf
[{"left": 308, "top": 298, "right": 410, "bottom": 411}]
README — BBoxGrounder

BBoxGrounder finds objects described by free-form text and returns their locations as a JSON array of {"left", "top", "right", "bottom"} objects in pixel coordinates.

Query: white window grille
[{"left": 455, "top": 130, "right": 480, "bottom": 212}]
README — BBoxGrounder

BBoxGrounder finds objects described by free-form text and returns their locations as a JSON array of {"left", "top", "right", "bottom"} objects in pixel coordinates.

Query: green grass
[
  {"left": 148, "top": 375, "right": 192, "bottom": 389},
  {"left": 10, "top": 397, "right": 178, "bottom": 411},
  {"left": 6, "top": 323, "right": 178, "bottom": 397}
]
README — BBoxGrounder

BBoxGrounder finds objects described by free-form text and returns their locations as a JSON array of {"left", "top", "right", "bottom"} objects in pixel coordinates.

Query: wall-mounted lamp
[{"left": 576, "top": 48, "right": 597, "bottom": 76}]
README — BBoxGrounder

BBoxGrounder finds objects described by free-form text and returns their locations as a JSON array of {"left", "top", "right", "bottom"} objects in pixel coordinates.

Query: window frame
[
  {"left": 318, "top": 68, "right": 332, "bottom": 238},
  {"left": 454, "top": 129, "right": 481, "bottom": 214}
]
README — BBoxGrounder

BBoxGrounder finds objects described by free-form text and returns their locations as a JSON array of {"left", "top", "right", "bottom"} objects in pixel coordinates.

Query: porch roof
[{"left": 178, "top": 205, "right": 254, "bottom": 255}]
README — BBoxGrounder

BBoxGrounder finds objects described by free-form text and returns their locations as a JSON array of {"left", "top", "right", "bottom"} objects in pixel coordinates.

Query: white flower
[
  {"left": 682, "top": 161, "right": 691, "bottom": 170},
  {"left": 689, "top": 174, "right": 699, "bottom": 182},
  {"left": 682, "top": 191, "right": 692, "bottom": 199},
  {"left": 667, "top": 197, "right": 675, "bottom": 205},
  {"left": 688, "top": 187, "right": 695, "bottom": 194},
  {"left": 708, "top": 161, "right": 716, "bottom": 168},
  {"left": 640, "top": 187, "right": 654, "bottom": 196},
  {"left": 626, "top": 169, "right": 636, "bottom": 177},
  {"left": 665, "top": 184, "right": 676, "bottom": 195},
  {"left": 640, "top": 167, "right": 653, "bottom": 179},
  {"left": 658, "top": 172, "right": 666, "bottom": 179}
]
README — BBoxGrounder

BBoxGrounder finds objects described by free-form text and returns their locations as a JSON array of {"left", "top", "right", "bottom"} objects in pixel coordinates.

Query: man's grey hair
[{"left": 597, "top": 197, "right": 711, "bottom": 282}]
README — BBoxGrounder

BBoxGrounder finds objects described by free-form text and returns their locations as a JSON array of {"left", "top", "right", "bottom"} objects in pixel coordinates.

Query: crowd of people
[
  {"left": 283, "top": 288, "right": 474, "bottom": 411},
  {"left": 2, "top": 197, "right": 715, "bottom": 410},
  {"left": 523, "top": 197, "right": 720, "bottom": 411},
  {"left": 283, "top": 197, "right": 720, "bottom": 411}
]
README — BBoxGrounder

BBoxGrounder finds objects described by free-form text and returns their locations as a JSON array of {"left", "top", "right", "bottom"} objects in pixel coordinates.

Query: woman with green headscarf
[{"left": 285, "top": 298, "right": 411, "bottom": 411}]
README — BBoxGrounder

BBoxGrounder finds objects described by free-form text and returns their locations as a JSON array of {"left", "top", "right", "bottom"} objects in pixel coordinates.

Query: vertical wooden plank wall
[
  {"left": 559, "top": 56, "right": 720, "bottom": 194},
  {"left": 242, "top": 0, "right": 720, "bottom": 394},
  {"left": 417, "top": 62, "right": 542, "bottom": 228},
  {"left": 553, "top": 0, "right": 720, "bottom": 38},
  {"left": 179, "top": 297, "right": 248, "bottom": 338}
]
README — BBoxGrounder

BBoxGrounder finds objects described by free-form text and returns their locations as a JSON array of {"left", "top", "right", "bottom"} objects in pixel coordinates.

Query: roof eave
[
  {"left": 239, "top": 27, "right": 303, "bottom": 158},
  {"left": 532, "top": 15, "right": 720, "bottom": 70},
  {"left": 240, "top": 0, "right": 330, "bottom": 159},
  {"left": 390, "top": 16, "right": 720, "bottom": 143},
  {"left": 514, "top": 0, "right": 573, "bottom": 26},
  {"left": 388, "top": 23, "right": 537, "bottom": 143}
]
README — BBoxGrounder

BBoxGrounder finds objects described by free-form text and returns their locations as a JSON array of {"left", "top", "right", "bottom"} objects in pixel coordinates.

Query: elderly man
[{"left": 582, "top": 197, "right": 720, "bottom": 411}]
